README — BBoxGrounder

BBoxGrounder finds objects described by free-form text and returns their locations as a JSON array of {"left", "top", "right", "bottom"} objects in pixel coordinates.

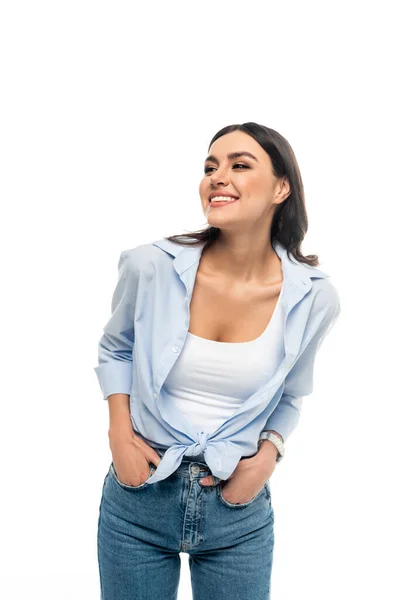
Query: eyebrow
[{"left": 204, "top": 151, "right": 259, "bottom": 164}]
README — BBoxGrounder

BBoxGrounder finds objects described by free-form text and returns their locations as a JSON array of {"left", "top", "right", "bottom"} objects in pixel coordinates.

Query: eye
[{"left": 203, "top": 163, "right": 249, "bottom": 174}]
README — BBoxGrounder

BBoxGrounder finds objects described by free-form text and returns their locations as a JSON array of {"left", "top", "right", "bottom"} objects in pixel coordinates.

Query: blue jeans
[{"left": 97, "top": 447, "right": 275, "bottom": 599}]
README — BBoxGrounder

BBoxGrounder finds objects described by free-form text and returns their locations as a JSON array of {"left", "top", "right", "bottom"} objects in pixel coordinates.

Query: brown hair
[{"left": 165, "top": 121, "right": 321, "bottom": 267}]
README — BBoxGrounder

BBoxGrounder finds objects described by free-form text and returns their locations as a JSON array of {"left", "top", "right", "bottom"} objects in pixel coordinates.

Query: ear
[{"left": 275, "top": 176, "right": 291, "bottom": 204}]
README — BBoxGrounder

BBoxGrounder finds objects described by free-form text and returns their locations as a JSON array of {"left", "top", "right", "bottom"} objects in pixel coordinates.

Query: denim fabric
[{"left": 97, "top": 447, "right": 275, "bottom": 600}]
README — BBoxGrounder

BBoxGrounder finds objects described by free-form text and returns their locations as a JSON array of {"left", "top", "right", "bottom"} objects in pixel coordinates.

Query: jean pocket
[
  {"left": 109, "top": 461, "right": 156, "bottom": 490},
  {"left": 217, "top": 480, "right": 270, "bottom": 509}
]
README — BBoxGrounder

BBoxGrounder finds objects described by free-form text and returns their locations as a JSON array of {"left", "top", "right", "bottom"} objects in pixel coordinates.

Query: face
[{"left": 199, "top": 130, "right": 290, "bottom": 231}]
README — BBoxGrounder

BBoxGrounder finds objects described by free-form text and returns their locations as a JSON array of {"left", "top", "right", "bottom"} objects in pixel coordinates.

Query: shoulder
[
  {"left": 307, "top": 276, "right": 341, "bottom": 338},
  {"left": 311, "top": 276, "right": 340, "bottom": 311},
  {"left": 118, "top": 240, "right": 172, "bottom": 275},
  {"left": 283, "top": 244, "right": 340, "bottom": 317}
]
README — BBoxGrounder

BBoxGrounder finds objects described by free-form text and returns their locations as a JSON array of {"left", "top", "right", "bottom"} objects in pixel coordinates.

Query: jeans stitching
[
  {"left": 217, "top": 481, "right": 269, "bottom": 508},
  {"left": 110, "top": 462, "right": 156, "bottom": 490}
]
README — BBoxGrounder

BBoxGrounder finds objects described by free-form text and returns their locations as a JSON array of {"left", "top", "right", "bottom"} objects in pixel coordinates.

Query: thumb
[
  {"left": 134, "top": 437, "right": 163, "bottom": 467},
  {"left": 151, "top": 450, "right": 162, "bottom": 466}
]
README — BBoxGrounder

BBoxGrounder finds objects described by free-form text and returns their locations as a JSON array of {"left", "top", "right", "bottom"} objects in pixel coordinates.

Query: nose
[{"left": 209, "top": 167, "right": 229, "bottom": 187}]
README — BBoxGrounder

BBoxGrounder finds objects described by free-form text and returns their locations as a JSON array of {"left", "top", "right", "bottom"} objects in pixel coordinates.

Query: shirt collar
[{"left": 152, "top": 237, "right": 329, "bottom": 290}]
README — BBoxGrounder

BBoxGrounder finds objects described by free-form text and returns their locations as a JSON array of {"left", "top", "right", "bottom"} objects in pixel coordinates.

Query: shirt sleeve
[
  {"left": 93, "top": 250, "right": 138, "bottom": 401},
  {"left": 260, "top": 283, "right": 341, "bottom": 442}
]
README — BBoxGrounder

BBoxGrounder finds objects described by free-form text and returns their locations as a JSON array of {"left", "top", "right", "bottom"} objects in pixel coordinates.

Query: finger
[
  {"left": 199, "top": 476, "right": 213, "bottom": 486},
  {"left": 152, "top": 453, "right": 162, "bottom": 466},
  {"left": 148, "top": 450, "right": 162, "bottom": 466},
  {"left": 134, "top": 437, "right": 162, "bottom": 466}
]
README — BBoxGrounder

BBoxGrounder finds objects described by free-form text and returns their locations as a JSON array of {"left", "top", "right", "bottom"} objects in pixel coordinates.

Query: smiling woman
[{"left": 96, "top": 121, "right": 341, "bottom": 600}]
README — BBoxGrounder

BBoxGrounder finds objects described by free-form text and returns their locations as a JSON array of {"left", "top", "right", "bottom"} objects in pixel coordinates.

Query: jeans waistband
[
  {"left": 152, "top": 446, "right": 206, "bottom": 462},
  {"left": 152, "top": 447, "right": 220, "bottom": 481},
  {"left": 154, "top": 447, "right": 207, "bottom": 463}
]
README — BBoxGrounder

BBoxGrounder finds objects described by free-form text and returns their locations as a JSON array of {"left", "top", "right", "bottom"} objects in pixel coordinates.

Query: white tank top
[{"left": 163, "top": 285, "right": 285, "bottom": 439}]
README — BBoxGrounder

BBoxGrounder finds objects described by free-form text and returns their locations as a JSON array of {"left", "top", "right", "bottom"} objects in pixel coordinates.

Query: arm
[
  {"left": 108, "top": 393, "right": 134, "bottom": 440},
  {"left": 257, "top": 430, "right": 283, "bottom": 459},
  {"left": 94, "top": 250, "right": 138, "bottom": 401},
  {"left": 259, "top": 284, "right": 341, "bottom": 444}
]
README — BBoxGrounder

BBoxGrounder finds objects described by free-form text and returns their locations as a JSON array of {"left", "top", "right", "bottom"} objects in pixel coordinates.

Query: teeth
[{"left": 210, "top": 196, "right": 238, "bottom": 202}]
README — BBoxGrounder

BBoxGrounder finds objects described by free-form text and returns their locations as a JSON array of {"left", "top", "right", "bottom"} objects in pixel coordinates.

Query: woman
[{"left": 96, "top": 122, "right": 341, "bottom": 600}]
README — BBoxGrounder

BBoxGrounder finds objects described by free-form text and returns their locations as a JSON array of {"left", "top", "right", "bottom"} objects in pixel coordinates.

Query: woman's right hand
[{"left": 108, "top": 429, "right": 162, "bottom": 487}]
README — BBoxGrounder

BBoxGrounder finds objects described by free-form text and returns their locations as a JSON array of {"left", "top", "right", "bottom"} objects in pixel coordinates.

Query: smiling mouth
[
  {"left": 209, "top": 196, "right": 239, "bottom": 203},
  {"left": 209, "top": 197, "right": 240, "bottom": 208}
]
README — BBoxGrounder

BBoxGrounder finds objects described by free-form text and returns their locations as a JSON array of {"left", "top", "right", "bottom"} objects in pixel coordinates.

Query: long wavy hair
[{"left": 165, "top": 121, "right": 320, "bottom": 267}]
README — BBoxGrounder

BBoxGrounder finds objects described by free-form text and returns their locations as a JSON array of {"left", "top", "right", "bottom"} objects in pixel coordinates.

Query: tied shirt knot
[{"left": 184, "top": 430, "right": 209, "bottom": 457}]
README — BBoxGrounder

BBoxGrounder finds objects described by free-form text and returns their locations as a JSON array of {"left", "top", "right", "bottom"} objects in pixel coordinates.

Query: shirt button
[
  {"left": 154, "top": 392, "right": 158, "bottom": 398},
  {"left": 172, "top": 345, "right": 179, "bottom": 352}
]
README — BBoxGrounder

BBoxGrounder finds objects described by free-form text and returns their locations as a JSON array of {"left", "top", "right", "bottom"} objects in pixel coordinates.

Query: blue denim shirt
[{"left": 94, "top": 237, "right": 341, "bottom": 484}]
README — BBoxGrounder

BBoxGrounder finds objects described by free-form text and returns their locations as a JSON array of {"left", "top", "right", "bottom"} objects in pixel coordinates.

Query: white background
[{"left": 1, "top": 1, "right": 399, "bottom": 598}]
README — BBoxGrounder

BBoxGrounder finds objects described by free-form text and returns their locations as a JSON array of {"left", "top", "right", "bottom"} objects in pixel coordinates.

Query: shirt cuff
[{"left": 94, "top": 362, "right": 133, "bottom": 401}]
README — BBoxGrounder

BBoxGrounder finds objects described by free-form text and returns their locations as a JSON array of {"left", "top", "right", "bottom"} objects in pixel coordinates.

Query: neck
[{"left": 201, "top": 234, "right": 281, "bottom": 284}]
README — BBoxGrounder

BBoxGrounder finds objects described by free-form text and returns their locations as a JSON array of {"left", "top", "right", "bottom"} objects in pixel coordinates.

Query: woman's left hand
[{"left": 199, "top": 443, "right": 277, "bottom": 504}]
